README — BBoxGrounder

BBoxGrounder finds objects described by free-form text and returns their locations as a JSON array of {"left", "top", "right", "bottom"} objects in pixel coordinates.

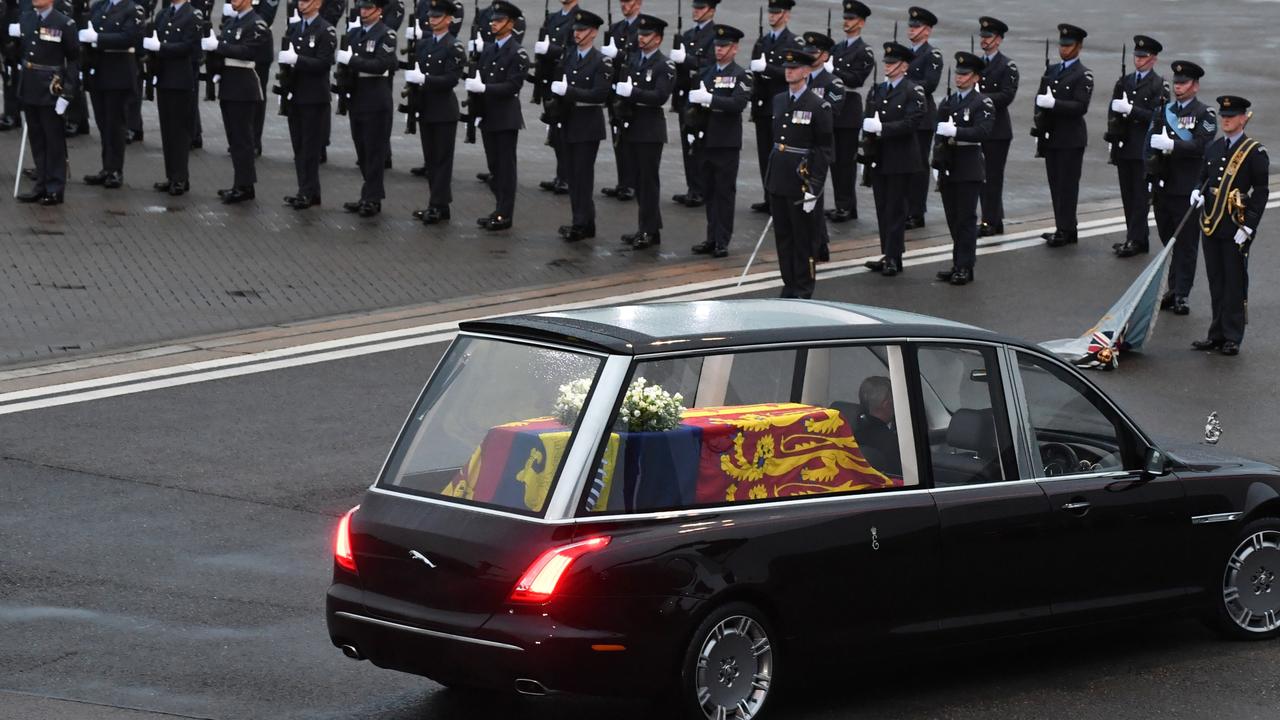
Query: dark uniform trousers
[
  {"left": 1116, "top": 159, "right": 1149, "bottom": 247},
  {"left": 770, "top": 192, "right": 816, "bottom": 298},
  {"left": 482, "top": 129, "right": 519, "bottom": 217},
  {"left": 941, "top": 181, "right": 981, "bottom": 270},
  {"left": 1201, "top": 234, "right": 1248, "bottom": 345},
  {"left": 980, "top": 139, "right": 1009, "bottom": 225},
  {"left": 222, "top": 98, "right": 259, "bottom": 185},
  {"left": 90, "top": 88, "right": 130, "bottom": 172},
  {"left": 26, "top": 105, "right": 69, "bottom": 193},
  {"left": 19, "top": 6, "right": 80, "bottom": 195},
  {"left": 832, "top": 125, "right": 859, "bottom": 214},
  {"left": 906, "top": 42, "right": 941, "bottom": 220},
  {"left": 1045, "top": 148, "right": 1085, "bottom": 237},
  {"left": 750, "top": 28, "right": 795, "bottom": 203},
  {"left": 871, "top": 172, "right": 909, "bottom": 260},
  {"left": 701, "top": 147, "right": 739, "bottom": 249},
  {"left": 767, "top": 89, "right": 833, "bottom": 298},
  {"left": 351, "top": 101, "right": 392, "bottom": 201},
  {"left": 419, "top": 121, "right": 456, "bottom": 206},
  {"left": 628, "top": 141, "right": 663, "bottom": 233},
  {"left": 864, "top": 78, "right": 925, "bottom": 263},
  {"left": 673, "top": 22, "right": 714, "bottom": 198},
  {"left": 1154, "top": 192, "right": 1198, "bottom": 297},
  {"left": 289, "top": 103, "right": 327, "bottom": 197},
  {"left": 565, "top": 139, "right": 599, "bottom": 227},
  {"left": 604, "top": 17, "right": 638, "bottom": 191},
  {"left": 88, "top": 0, "right": 144, "bottom": 175},
  {"left": 157, "top": 89, "right": 192, "bottom": 182}
]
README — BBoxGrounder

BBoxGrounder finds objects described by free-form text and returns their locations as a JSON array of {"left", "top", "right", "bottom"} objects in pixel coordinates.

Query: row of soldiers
[{"left": 4, "top": 0, "right": 1269, "bottom": 349}]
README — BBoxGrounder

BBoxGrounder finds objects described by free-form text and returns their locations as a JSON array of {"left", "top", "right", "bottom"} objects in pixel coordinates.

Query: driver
[{"left": 855, "top": 376, "right": 902, "bottom": 476}]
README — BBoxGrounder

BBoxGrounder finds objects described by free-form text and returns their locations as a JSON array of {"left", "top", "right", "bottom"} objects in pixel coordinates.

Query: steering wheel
[{"left": 1040, "top": 442, "right": 1079, "bottom": 477}]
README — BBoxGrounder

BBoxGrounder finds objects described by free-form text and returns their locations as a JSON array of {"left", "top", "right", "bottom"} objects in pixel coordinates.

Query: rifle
[
  {"left": 749, "top": 5, "right": 765, "bottom": 122},
  {"left": 460, "top": 21, "right": 483, "bottom": 144},
  {"left": 529, "top": 0, "right": 549, "bottom": 104},
  {"left": 892, "top": 20, "right": 897, "bottom": 43},
  {"left": 931, "top": 66, "right": 953, "bottom": 190},
  {"left": 826, "top": 8, "right": 830, "bottom": 37},
  {"left": 969, "top": 35, "right": 974, "bottom": 54},
  {"left": 1029, "top": 37, "right": 1050, "bottom": 157},
  {"left": 271, "top": 35, "right": 295, "bottom": 116},
  {"left": 77, "top": 2, "right": 99, "bottom": 101},
  {"left": 857, "top": 62, "right": 878, "bottom": 187},
  {"left": 200, "top": 13, "right": 222, "bottom": 100},
  {"left": 332, "top": 21, "right": 353, "bottom": 115},
  {"left": 398, "top": 10, "right": 420, "bottom": 133},
  {"left": 1104, "top": 43, "right": 1127, "bottom": 164},
  {"left": 672, "top": 0, "right": 692, "bottom": 112},
  {"left": 141, "top": 17, "right": 158, "bottom": 101}
]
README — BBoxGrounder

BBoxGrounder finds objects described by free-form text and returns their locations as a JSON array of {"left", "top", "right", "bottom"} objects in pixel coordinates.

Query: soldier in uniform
[
  {"left": 334, "top": 0, "right": 395, "bottom": 216},
  {"left": 1110, "top": 34, "right": 1166, "bottom": 258},
  {"left": 801, "top": 31, "right": 841, "bottom": 261},
  {"left": 249, "top": 0, "right": 277, "bottom": 156},
  {"left": 464, "top": 0, "right": 522, "bottom": 186},
  {"left": 933, "top": 51, "right": 993, "bottom": 285},
  {"left": 1145, "top": 60, "right": 1214, "bottom": 315},
  {"left": 1034, "top": 23, "right": 1093, "bottom": 247},
  {"left": 278, "top": 0, "right": 335, "bottom": 209},
  {"left": 976, "top": 15, "right": 1016, "bottom": 236},
  {"left": 405, "top": 0, "right": 463, "bottom": 223},
  {"left": 903, "top": 5, "right": 939, "bottom": 229},
  {"left": 669, "top": 0, "right": 715, "bottom": 208},
  {"left": 687, "top": 23, "right": 748, "bottom": 257},
  {"left": 466, "top": 0, "right": 529, "bottom": 231},
  {"left": 531, "top": 0, "right": 576, "bottom": 195},
  {"left": 825, "top": 0, "right": 871, "bottom": 224},
  {"left": 145, "top": 0, "right": 200, "bottom": 195},
  {"left": 14, "top": 0, "right": 79, "bottom": 205},
  {"left": 549, "top": 9, "right": 608, "bottom": 241},
  {"left": 1190, "top": 96, "right": 1269, "bottom": 356},
  {"left": 746, "top": 0, "right": 796, "bottom": 213},
  {"left": 861, "top": 41, "right": 924, "bottom": 276},
  {"left": 1, "top": 0, "right": 24, "bottom": 131},
  {"left": 202, "top": 0, "right": 269, "bottom": 202},
  {"left": 613, "top": 13, "right": 671, "bottom": 248},
  {"left": 81, "top": 0, "right": 142, "bottom": 188},
  {"left": 598, "top": 0, "right": 638, "bottom": 200},
  {"left": 766, "top": 47, "right": 831, "bottom": 298}
]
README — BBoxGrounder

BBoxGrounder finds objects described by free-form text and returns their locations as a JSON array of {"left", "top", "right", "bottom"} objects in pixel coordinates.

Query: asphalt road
[{"left": 4, "top": 221, "right": 1280, "bottom": 720}]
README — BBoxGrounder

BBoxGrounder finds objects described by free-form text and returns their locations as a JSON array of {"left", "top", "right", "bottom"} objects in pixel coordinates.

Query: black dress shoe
[
  {"left": 904, "top": 216, "right": 925, "bottom": 230},
  {"left": 126, "top": 129, "right": 143, "bottom": 144},
  {"left": 672, "top": 192, "right": 690, "bottom": 205},
  {"left": 1041, "top": 231, "right": 1060, "bottom": 242},
  {"left": 168, "top": 181, "right": 189, "bottom": 196},
  {"left": 936, "top": 267, "right": 956, "bottom": 282},
  {"left": 481, "top": 215, "right": 513, "bottom": 231},
  {"left": 63, "top": 122, "right": 82, "bottom": 137},
  {"left": 1159, "top": 293, "right": 1176, "bottom": 310},
  {"left": 683, "top": 193, "right": 704, "bottom": 207},
  {"left": 691, "top": 241, "right": 715, "bottom": 254},
  {"left": 978, "top": 222, "right": 1002, "bottom": 237},
  {"left": 881, "top": 258, "right": 902, "bottom": 276},
  {"left": 1115, "top": 240, "right": 1148, "bottom": 258},
  {"left": 217, "top": 187, "right": 231, "bottom": 199},
  {"left": 950, "top": 268, "right": 973, "bottom": 285},
  {"left": 817, "top": 244, "right": 830, "bottom": 262},
  {"left": 602, "top": 186, "right": 620, "bottom": 197},
  {"left": 319, "top": 147, "right": 326, "bottom": 163},
  {"left": 1191, "top": 338, "right": 1224, "bottom": 350},
  {"left": 1046, "top": 233, "right": 1076, "bottom": 248},
  {"left": 16, "top": 189, "right": 44, "bottom": 203},
  {"left": 826, "top": 208, "right": 855, "bottom": 223},
  {"left": 155, "top": 181, "right": 173, "bottom": 192},
  {"left": 621, "top": 231, "right": 640, "bottom": 245},
  {"left": 750, "top": 201, "right": 770, "bottom": 213},
  {"left": 290, "top": 195, "right": 319, "bottom": 209},
  {"left": 1220, "top": 341, "right": 1240, "bottom": 356},
  {"left": 221, "top": 186, "right": 255, "bottom": 204},
  {"left": 476, "top": 172, "right": 492, "bottom": 182},
  {"left": 39, "top": 192, "right": 64, "bottom": 206},
  {"left": 864, "top": 257, "right": 886, "bottom": 272},
  {"left": 84, "top": 171, "right": 108, "bottom": 186},
  {"left": 23, "top": 168, "right": 37, "bottom": 180},
  {"left": 711, "top": 246, "right": 729, "bottom": 258},
  {"left": 477, "top": 212, "right": 498, "bottom": 226},
  {"left": 615, "top": 187, "right": 634, "bottom": 201},
  {"left": 358, "top": 201, "right": 381, "bottom": 217},
  {"left": 410, "top": 166, "right": 427, "bottom": 177},
  {"left": 102, "top": 172, "right": 123, "bottom": 189},
  {"left": 539, "top": 179, "right": 559, "bottom": 191},
  {"left": 631, "top": 232, "right": 661, "bottom": 249},
  {"left": 563, "top": 225, "right": 595, "bottom": 242},
  {"left": 0, "top": 115, "right": 19, "bottom": 131},
  {"left": 420, "top": 206, "right": 449, "bottom": 224},
  {"left": 344, "top": 201, "right": 364, "bottom": 213},
  {"left": 1172, "top": 297, "right": 1190, "bottom": 316}
]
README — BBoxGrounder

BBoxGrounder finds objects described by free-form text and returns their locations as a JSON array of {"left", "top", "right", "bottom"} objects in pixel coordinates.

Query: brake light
[
  {"left": 335, "top": 505, "right": 359, "bottom": 573},
  {"left": 509, "top": 536, "right": 611, "bottom": 603}
]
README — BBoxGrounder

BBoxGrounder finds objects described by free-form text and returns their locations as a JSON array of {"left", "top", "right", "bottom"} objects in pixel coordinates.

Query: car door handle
[{"left": 1061, "top": 500, "right": 1091, "bottom": 513}]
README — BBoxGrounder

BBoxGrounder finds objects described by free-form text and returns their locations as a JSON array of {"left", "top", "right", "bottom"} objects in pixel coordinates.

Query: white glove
[
  {"left": 465, "top": 70, "right": 485, "bottom": 93},
  {"left": 6, "top": 22, "right": 18, "bottom": 38},
  {"left": 823, "top": 57, "right": 834, "bottom": 73},
  {"left": 931, "top": 168, "right": 939, "bottom": 181},
  {"left": 404, "top": 66, "right": 426, "bottom": 84},
  {"left": 534, "top": 36, "right": 549, "bottom": 55},
  {"left": 862, "top": 111, "right": 882, "bottom": 134},
  {"left": 222, "top": 2, "right": 233, "bottom": 17},
  {"left": 335, "top": 48, "right": 352, "bottom": 64},
  {"left": 1110, "top": 95, "right": 1133, "bottom": 116},
  {"left": 1189, "top": 189, "right": 1204, "bottom": 208},
  {"left": 601, "top": 36, "right": 617, "bottom": 58},
  {"left": 749, "top": 54, "right": 766, "bottom": 72},
  {"left": 550, "top": 74, "right": 567, "bottom": 96},
  {"left": 802, "top": 192, "right": 817, "bottom": 213},
  {"left": 471, "top": 35, "right": 483, "bottom": 53},
  {"left": 670, "top": 44, "right": 686, "bottom": 63},
  {"left": 1149, "top": 129, "right": 1174, "bottom": 152},
  {"left": 404, "top": 24, "right": 418, "bottom": 40},
  {"left": 936, "top": 119, "right": 957, "bottom": 138},
  {"left": 54, "top": 97, "right": 69, "bottom": 115},
  {"left": 78, "top": 26, "right": 98, "bottom": 44},
  {"left": 466, "top": 38, "right": 476, "bottom": 53},
  {"left": 1035, "top": 92, "right": 1056, "bottom": 109},
  {"left": 278, "top": 46, "right": 298, "bottom": 65},
  {"left": 201, "top": 34, "right": 219, "bottom": 52},
  {"left": 142, "top": 32, "right": 160, "bottom": 52},
  {"left": 290, "top": 9, "right": 300, "bottom": 22},
  {"left": 614, "top": 78, "right": 633, "bottom": 97},
  {"left": 1235, "top": 228, "right": 1251, "bottom": 246},
  {"left": 688, "top": 82, "right": 713, "bottom": 106}
]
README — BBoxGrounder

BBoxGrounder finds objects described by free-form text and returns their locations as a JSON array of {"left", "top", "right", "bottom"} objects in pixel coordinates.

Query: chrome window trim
[
  {"left": 999, "top": 344, "right": 1039, "bottom": 480},
  {"left": 334, "top": 611, "right": 524, "bottom": 652},
  {"left": 1191, "top": 512, "right": 1244, "bottom": 525},
  {"left": 543, "top": 354, "right": 632, "bottom": 520},
  {"left": 886, "top": 346, "right": 920, "bottom": 488}
]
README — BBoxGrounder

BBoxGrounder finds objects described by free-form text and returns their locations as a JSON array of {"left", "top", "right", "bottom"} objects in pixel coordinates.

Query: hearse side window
[
  {"left": 579, "top": 345, "right": 915, "bottom": 516},
  {"left": 378, "top": 336, "right": 603, "bottom": 516},
  {"left": 914, "top": 345, "right": 1018, "bottom": 487},
  {"left": 1015, "top": 353, "right": 1143, "bottom": 476}
]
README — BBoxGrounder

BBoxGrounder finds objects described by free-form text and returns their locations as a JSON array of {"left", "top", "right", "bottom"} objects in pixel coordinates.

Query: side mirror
[{"left": 1143, "top": 447, "right": 1168, "bottom": 477}]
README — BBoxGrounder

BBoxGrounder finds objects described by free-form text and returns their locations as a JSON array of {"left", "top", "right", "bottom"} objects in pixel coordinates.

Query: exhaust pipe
[
  {"left": 514, "top": 678, "right": 548, "bottom": 696},
  {"left": 340, "top": 644, "right": 364, "bottom": 660}
]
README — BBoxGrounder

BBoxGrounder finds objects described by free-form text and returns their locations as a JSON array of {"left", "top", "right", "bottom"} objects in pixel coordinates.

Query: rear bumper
[{"left": 326, "top": 583, "right": 701, "bottom": 697}]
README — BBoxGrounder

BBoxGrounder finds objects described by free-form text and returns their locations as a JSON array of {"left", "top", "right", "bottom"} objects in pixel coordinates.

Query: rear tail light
[
  {"left": 509, "top": 536, "right": 611, "bottom": 604},
  {"left": 335, "top": 505, "right": 359, "bottom": 573}
]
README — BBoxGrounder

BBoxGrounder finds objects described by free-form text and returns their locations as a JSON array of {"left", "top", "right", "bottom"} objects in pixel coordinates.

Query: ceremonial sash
[
  {"left": 1163, "top": 102, "right": 1192, "bottom": 142},
  {"left": 1202, "top": 137, "right": 1260, "bottom": 236}
]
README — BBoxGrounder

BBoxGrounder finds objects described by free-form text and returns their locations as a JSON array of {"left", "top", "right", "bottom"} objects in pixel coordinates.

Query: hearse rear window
[
  {"left": 580, "top": 345, "right": 916, "bottom": 515},
  {"left": 379, "top": 336, "right": 603, "bottom": 516}
]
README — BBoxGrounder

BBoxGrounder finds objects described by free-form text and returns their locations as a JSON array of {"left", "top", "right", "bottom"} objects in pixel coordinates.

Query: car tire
[
  {"left": 675, "top": 601, "right": 778, "bottom": 720},
  {"left": 1210, "top": 518, "right": 1280, "bottom": 640}
]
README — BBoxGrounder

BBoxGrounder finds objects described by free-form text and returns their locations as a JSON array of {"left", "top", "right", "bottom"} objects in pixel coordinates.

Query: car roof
[{"left": 458, "top": 300, "right": 1020, "bottom": 355}]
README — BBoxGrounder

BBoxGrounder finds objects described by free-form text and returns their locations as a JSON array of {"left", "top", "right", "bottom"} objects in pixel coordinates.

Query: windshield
[{"left": 379, "top": 335, "right": 604, "bottom": 516}]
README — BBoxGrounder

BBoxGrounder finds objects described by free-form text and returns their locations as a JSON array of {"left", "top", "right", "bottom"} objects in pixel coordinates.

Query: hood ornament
[
  {"left": 408, "top": 550, "right": 437, "bottom": 568},
  {"left": 1204, "top": 412, "right": 1222, "bottom": 445}
]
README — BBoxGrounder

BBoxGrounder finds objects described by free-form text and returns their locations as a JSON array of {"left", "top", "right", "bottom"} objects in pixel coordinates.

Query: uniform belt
[
  {"left": 357, "top": 71, "right": 389, "bottom": 78},
  {"left": 24, "top": 62, "right": 61, "bottom": 71},
  {"left": 576, "top": 102, "right": 604, "bottom": 107},
  {"left": 223, "top": 58, "right": 256, "bottom": 69},
  {"left": 773, "top": 143, "right": 811, "bottom": 155},
  {"left": 954, "top": 140, "right": 981, "bottom": 146},
  {"left": 102, "top": 48, "right": 136, "bottom": 53}
]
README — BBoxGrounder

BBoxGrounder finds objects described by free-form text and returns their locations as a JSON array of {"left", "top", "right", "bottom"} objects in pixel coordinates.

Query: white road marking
[{"left": 3, "top": 199, "right": 1276, "bottom": 416}]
